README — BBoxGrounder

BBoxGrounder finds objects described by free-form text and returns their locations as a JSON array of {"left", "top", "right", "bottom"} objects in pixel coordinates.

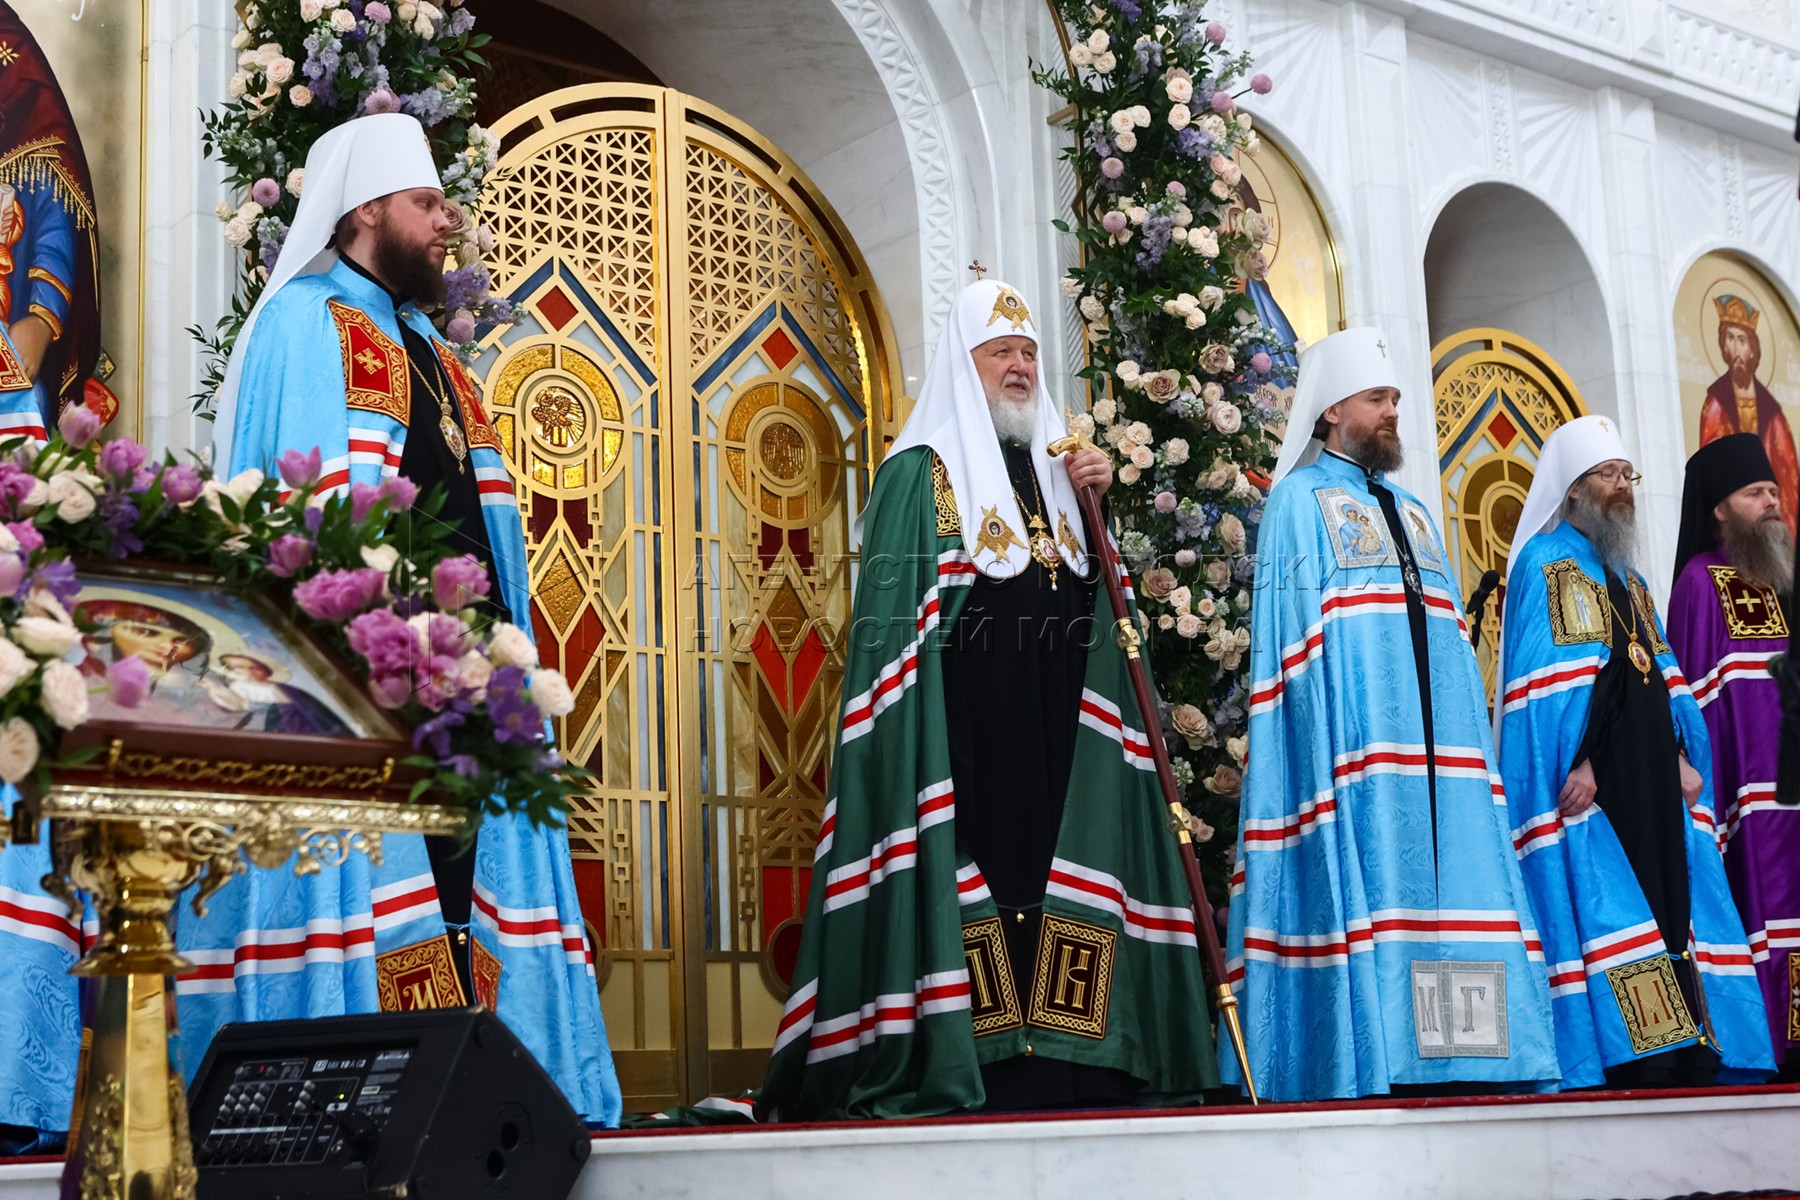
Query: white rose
[
  {"left": 285, "top": 168, "right": 305, "bottom": 196},
  {"left": 14, "top": 616, "right": 80, "bottom": 659},
  {"left": 1109, "top": 110, "right": 1135, "bottom": 135},
  {"left": 1163, "top": 438, "right": 1190, "bottom": 465},
  {"left": 1129, "top": 105, "right": 1151, "bottom": 127},
  {"left": 1115, "top": 360, "right": 1141, "bottom": 384},
  {"left": 1079, "top": 295, "right": 1104, "bottom": 322},
  {"left": 39, "top": 660, "right": 88, "bottom": 731},
  {"left": 1200, "top": 114, "right": 1228, "bottom": 139},
  {"left": 361, "top": 544, "right": 400, "bottom": 574},
  {"left": 1086, "top": 28, "right": 1109, "bottom": 53},
  {"left": 237, "top": 200, "right": 263, "bottom": 222},
  {"left": 1199, "top": 286, "right": 1226, "bottom": 312},
  {"left": 230, "top": 29, "right": 252, "bottom": 50},
  {"left": 1114, "top": 130, "right": 1137, "bottom": 152},
  {"left": 1202, "top": 382, "right": 1225, "bottom": 404},
  {"left": 1185, "top": 312, "right": 1205, "bottom": 330},
  {"left": 1094, "top": 51, "right": 1116, "bottom": 73},
  {"left": 413, "top": 14, "right": 434, "bottom": 35},
  {"left": 486, "top": 622, "right": 538, "bottom": 668},
  {"left": 1157, "top": 614, "right": 1175, "bottom": 631},
  {"left": 1092, "top": 398, "right": 1117, "bottom": 423},
  {"left": 1191, "top": 228, "right": 1220, "bottom": 258},
  {"left": 299, "top": 0, "right": 322, "bottom": 19},
  {"left": 1069, "top": 413, "right": 1096, "bottom": 440},
  {"left": 1118, "top": 463, "right": 1140, "bottom": 485},
  {"left": 1130, "top": 445, "right": 1156, "bottom": 470},
  {"left": 224, "top": 468, "right": 265, "bottom": 506},
  {"left": 46, "top": 472, "right": 96, "bottom": 523},
  {"left": 227, "top": 71, "right": 249, "bottom": 100},
  {"left": 1169, "top": 586, "right": 1193, "bottom": 612},
  {"left": 1128, "top": 206, "right": 1148, "bottom": 225},
  {"left": 1126, "top": 421, "right": 1152, "bottom": 444},
  {"left": 331, "top": 7, "right": 356, "bottom": 31},
  {"left": 215, "top": 200, "right": 235, "bottom": 222},
  {"left": 265, "top": 56, "right": 294, "bottom": 85},
  {"left": 1168, "top": 103, "right": 1192, "bottom": 130},
  {"left": 529, "top": 669, "right": 575, "bottom": 718},
  {"left": 0, "top": 638, "right": 31, "bottom": 697},
  {"left": 290, "top": 85, "right": 315, "bottom": 107},
  {"left": 1060, "top": 275, "right": 1082, "bottom": 298},
  {"left": 1213, "top": 403, "right": 1244, "bottom": 434},
  {"left": 1167, "top": 74, "right": 1194, "bottom": 104},
  {"left": 1175, "top": 613, "right": 1203, "bottom": 639},
  {"left": 17, "top": 478, "right": 46, "bottom": 516},
  {"left": 398, "top": 1, "right": 418, "bottom": 19},
  {"left": 223, "top": 217, "right": 253, "bottom": 248},
  {"left": 454, "top": 650, "right": 493, "bottom": 696},
  {"left": 0, "top": 718, "right": 37, "bottom": 784},
  {"left": 1069, "top": 44, "right": 1092, "bottom": 68}
]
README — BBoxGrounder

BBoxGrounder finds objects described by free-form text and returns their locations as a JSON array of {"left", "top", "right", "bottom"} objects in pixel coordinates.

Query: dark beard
[
  {"left": 373, "top": 225, "right": 446, "bottom": 307},
  {"left": 1722, "top": 512, "right": 1794, "bottom": 596},
  {"left": 1565, "top": 486, "right": 1637, "bottom": 573},
  {"left": 1341, "top": 425, "right": 1403, "bottom": 474},
  {"left": 1731, "top": 362, "right": 1755, "bottom": 390}
]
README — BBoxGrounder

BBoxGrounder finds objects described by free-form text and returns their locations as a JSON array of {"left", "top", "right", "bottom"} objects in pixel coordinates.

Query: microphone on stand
[{"left": 1465, "top": 569, "right": 1501, "bottom": 650}]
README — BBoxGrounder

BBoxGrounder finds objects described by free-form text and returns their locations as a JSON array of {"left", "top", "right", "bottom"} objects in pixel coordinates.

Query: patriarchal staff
[{"left": 760, "top": 279, "right": 1217, "bottom": 1118}]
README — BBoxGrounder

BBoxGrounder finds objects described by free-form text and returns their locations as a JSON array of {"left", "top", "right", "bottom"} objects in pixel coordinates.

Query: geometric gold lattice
[
  {"left": 477, "top": 84, "right": 902, "bottom": 1111},
  {"left": 1433, "top": 327, "right": 1587, "bottom": 707}
]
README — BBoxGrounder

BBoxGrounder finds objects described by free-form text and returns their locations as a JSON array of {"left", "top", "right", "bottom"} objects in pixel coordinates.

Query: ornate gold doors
[
  {"left": 474, "top": 84, "right": 900, "bottom": 1108},
  {"left": 1433, "top": 329, "right": 1587, "bottom": 704}
]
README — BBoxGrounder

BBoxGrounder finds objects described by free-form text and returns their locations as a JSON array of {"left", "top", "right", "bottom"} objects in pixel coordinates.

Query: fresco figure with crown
[{"left": 1699, "top": 294, "right": 1800, "bottom": 538}]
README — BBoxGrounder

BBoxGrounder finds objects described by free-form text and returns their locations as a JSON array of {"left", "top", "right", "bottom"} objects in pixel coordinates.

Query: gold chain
[
  {"left": 1010, "top": 455, "right": 1060, "bottom": 590},
  {"left": 416, "top": 357, "right": 469, "bottom": 475}
]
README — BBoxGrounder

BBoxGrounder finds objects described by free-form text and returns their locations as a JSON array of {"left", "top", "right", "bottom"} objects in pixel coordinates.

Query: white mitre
[
  {"left": 1503, "top": 413, "right": 1630, "bottom": 579},
  {"left": 1272, "top": 326, "right": 1402, "bottom": 483},
  {"left": 210, "top": 113, "right": 443, "bottom": 470},
  {"left": 873, "top": 280, "right": 1087, "bottom": 578}
]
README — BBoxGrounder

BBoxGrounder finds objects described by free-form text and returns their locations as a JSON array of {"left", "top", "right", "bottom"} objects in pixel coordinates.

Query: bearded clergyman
[
  {"left": 1497, "top": 415, "right": 1771, "bottom": 1088},
  {"left": 760, "top": 279, "right": 1217, "bottom": 1117},
  {"left": 1227, "top": 327, "right": 1557, "bottom": 1101},
  {"left": 1666, "top": 433, "right": 1800, "bottom": 1070}
]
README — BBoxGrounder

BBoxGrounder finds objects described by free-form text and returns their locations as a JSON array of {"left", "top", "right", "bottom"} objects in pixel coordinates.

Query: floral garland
[
  {"left": 193, "top": 0, "right": 514, "bottom": 416},
  {"left": 1037, "top": 0, "right": 1294, "bottom": 888},
  {"left": 2, "top": 406, "right": 578, "bottom": 829}
]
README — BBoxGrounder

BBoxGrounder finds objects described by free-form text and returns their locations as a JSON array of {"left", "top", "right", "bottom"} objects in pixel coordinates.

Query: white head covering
[
  {"left": 1492, "top": 412, "right": 1631, "bottom": 744},
  {"left": 1272, "top": 326, "right": 1402, "bottom": 482},
  {"left": 873, "top": 279, "right": 1087, "bottom": 577},
  {"left": 209, "top": 113, "right": 443, "bottom": 470}
]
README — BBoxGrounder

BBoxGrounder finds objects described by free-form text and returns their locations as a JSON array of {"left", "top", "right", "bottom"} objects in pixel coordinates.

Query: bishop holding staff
[
  {"left": 761, "top": 280, "right": 1217, "bottom": 1117},
  {"left": 1667, "top": 433, "right": 1800, "bottom": 1069},
  {"left": 1228, "top": 327, "right": 1558, "bottom": 1101},
  {"left": 1497, "top": 415, "right": 1771, "bottom": 1088}
]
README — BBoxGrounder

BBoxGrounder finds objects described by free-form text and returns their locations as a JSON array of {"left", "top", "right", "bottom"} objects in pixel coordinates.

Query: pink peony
[
  {"left": 1102, "top": 210, "right": 1128, "bottom": 234},
  {"left": 1100, "top": 157, "right": 1125, "bottom": 179},
  {"left": 108, "top": 655, "right": 151, "bottom": 709},
  {"left": 363, "top": 88, "right": 401, "bottom": 115},
  {"left": 1210, "top": 91, "right": 1236, "bottom": 113},
  {"left": 276, "top": 446, "right": 322, "bottom": 491},
  {"left": 294, "top": 567, "right": 387, "bottom": 622},
  {"left": 1251, "top": 73, "right": 1273, "bottom": 95},
  {"left": 159, "top": 463, "right": 203, "bottom": 504},
  {"left": 1205, "top": 22, "right": 1227, "bottom": 44},
  {"left": 348, "top": 608, "right": 420, "bottom": 676},
  {"left": 251, "top": 177, "right": 281, "bottom": 207},
  {"left": 57, "top": 404, "right": 102, "bottom": 447},
  {"left": 377, "top": 475, "right": 419, "bottom": 510},
  {"left": 1251, "top": 352, "right": 1273, "bottom": 374},
  {"left": 364, "top": 1, "right": 392, "bottom": 22},
  {"left": 98, "top": 438, "right": 147, "bottom": 481},
  {"left": 368, "top": 671, "right": 412, "bottom": 709},
  {"left": 267, "top": 533, "right": 315, "bottom": 578},
  {"left": 432, "top": 554, "right": 490, "bottom": 611},
  {"left": 1154, "top": 491, "right": 1178, "bottom": 513}
]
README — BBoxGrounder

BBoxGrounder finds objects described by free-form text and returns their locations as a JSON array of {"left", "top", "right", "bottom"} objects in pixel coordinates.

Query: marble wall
[{"left": 141, "top": 0, "right": 1800, "bottom": 597}]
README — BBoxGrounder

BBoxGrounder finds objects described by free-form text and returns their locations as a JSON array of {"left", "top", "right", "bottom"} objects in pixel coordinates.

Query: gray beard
[
  {"left": 987, "top": 396, "right": 1038, "bottom": 445},
  {"left": 1722, "top": 513, "right": 1794, "bottom": 597},
  {"left": 1565, "top": 489, "right": 1639, "bottom": 574}
]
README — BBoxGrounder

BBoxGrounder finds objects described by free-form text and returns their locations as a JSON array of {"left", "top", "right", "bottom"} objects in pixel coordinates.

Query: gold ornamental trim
[
  {"left": 1605, "top": 955, "right": 1698, "bottom": 1055},
  {"left": 1708, "top": 564, "right": 1788, "bottom": 640},
  {"left": 103, "top": 749, "right": 394, "bottom": 792},
  {"left": 1027, "top": 914, "right": 1116, "bottom": 1040},
  {"left": 932, "top": 451, "right": 959, "bottom": 537},
  {"left": 962, "top": 917, "right": 1021, "bottom": 1037},
  {"left": 376, "top": 934, "right": 467, "bottom": 1011},
  {"left": 38, "top": 783, "right": 466, "bottom": 837},
  {"left": 1542, "top": 558, "right": 1611, "bottom": 648},
  {"left": 1788, "top": 952, "right": 1800, "bottom": 1044}
]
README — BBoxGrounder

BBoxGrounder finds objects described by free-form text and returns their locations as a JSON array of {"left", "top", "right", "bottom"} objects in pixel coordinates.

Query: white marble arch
[{"left": 1423, "top": 180, "right": 1619, "bottom": 419}]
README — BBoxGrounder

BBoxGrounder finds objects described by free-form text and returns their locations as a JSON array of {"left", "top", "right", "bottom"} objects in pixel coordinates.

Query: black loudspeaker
[{"left": 188, "top": 1008, "right": 592, "bottom": 1199}]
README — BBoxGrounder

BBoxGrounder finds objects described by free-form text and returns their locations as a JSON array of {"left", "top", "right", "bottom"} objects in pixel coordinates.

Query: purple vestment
[{"left": 1668, "top": 547, "right": 1800, "bottom": 1064}]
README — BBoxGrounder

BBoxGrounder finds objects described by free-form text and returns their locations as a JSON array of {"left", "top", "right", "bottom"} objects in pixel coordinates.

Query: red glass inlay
[
  {"left": 1489, "top": 410, "right": 1518, "bottom": 449},
  {"left": 535, "top": 285, "right": 578, "bottom": 332},
  {"left": 761, "top": 328, "right": 799, "bottom": 370}
]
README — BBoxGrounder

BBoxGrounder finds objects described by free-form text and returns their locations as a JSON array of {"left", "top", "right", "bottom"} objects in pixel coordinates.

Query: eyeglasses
[{"left": 1577, "top": 464, "right": 1642, "bottom": 488}]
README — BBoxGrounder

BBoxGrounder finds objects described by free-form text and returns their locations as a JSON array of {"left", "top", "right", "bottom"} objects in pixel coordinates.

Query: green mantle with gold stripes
[{"left": 759, "top": 447, "right": 1218, "bottom": 1119}]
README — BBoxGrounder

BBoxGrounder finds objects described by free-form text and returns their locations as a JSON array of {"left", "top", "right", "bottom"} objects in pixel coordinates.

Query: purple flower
[
  {"left": 293, "top": 567, "right": 387, "bottom": 622},
  {"left": 347, "top": 608, "right": 419, "bottom": 675},
  {"left": 446, "top": 315, "right": 475, "bottom": 344},
  {"left": 159, "top": 463, "right": 203, "bottom": 505},
  {"left": 1166, "top": 181, "right": 1187, "bottom": 198},
  {"left": 30, "top": 560, "right": 79, "bottom": 610},
  {"left": 349, "top": 482, "right": 383, "bottom": 524},
  {"left": 277, "top": 447, "right": 322, "bottom": 492},
  {"left": 108, "top": 655, "right": 151, "bottom": 709},
  {"left": 1102, "top": 210, "right": 1128, "bottom": 235},
  {"left": 445, "top": 753, "right": 480, "bottom": 778},
  {"left": 98, "top": 493, "right": 142, "bottom": 558},
  {"left": 1251, "top": 352, "right": 1273, "bottom": 374},
  {"left": 1205, "top": 22, "right": 1227, "bottom": 44},
  {"left": 251, "top": 177, "right": 281, "bottom": 207},
  {"left": 1111, "top": 0, "right": 1142, "bottom": 18},
  {"left": 1211, "top": 91, "right": 1236, "bottom": 113},
  {"left": 363, "top": 87, "right": 400, "bottom": 114},
  {"left": 432, "top": 554, "right": 490, "bottom": 611},
  {"left": 58, "top": 404, "right": 102, "bottom": 448},
  {"left": 486, "top": 665, "right": 542, "bottom": 746},
  {"left": 364, "top": 1, "right": 391, "bottom": 23},
  {"left": 378, "top": 475, "right": 418, "bottom": 510},
  {"left": 1155, "top": 491, "right": 1178, "bottom": 513},
  {"left": 267, "top": 534, "right": 315, "bottom": 579},
  {"left": 441, "top": 264, "right": 492, "bottom": 315},
  {"left": 1251, "top": 73, "right": 1273, "bottom": 95},
  {"left": 303, "top": 504, "right": 324, "bottom": 534},
  {"left": 1174, "top": 128, "right": 1212, "bottom": 159},
  {"left": 97, "top": 438, "right": 147, "bottom": 482},
  {"left": 1100, "top": 157, "right": 1125, "bottom": 180},
  {"left": 413, "top": 708, "right": 467, "bottom": 759},
  {"left": 7, "top": 522, "right": 42, "bottom": 554}
]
